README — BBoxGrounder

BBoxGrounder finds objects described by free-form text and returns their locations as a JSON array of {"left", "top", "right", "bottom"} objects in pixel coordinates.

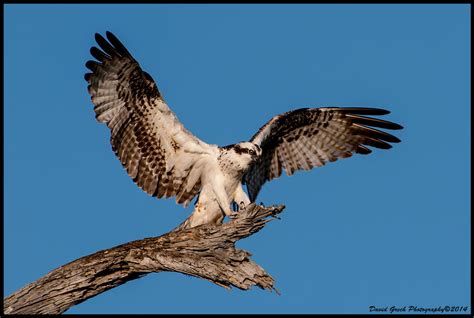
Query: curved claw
[
  {"left": 229, "top": 211, "right": 239, "bottom": 220},
  {"left": 232, "top": 202, "right": 239, "bottom": 212}
]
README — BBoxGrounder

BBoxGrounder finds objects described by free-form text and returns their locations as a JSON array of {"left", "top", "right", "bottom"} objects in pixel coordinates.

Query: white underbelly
[{"left": 188, "top": 179, "right": 240, "bottom": 227}]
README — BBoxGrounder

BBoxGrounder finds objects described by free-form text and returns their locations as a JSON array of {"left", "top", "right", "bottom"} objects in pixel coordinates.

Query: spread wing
[
  {"left": 85, "top": 31, "right": 215, "bottom": 207},
  {"left": 244, "top": 107, "right": 403, "bottom": 202}
]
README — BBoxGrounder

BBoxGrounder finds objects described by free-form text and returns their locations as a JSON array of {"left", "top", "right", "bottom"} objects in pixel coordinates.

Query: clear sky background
[{"left": 4, "top": 4, "right": 470, "bottom": 315}]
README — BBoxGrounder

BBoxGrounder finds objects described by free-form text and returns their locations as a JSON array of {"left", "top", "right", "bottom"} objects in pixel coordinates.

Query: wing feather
[
  {"left": 85, "top": 31, "right": 215, "bottom": 206},
  {"left": 244, "top": 107, "right": 403, "bottom": 202}
]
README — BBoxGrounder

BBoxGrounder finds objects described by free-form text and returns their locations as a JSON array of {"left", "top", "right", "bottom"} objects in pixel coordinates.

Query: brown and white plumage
[
  {"left": 85, "top": 31, "right": 403, "bottom": 230},
  {"left": 244, "top": 108, "right": 403, "bottom": 202},
  {"left": 85, "top": 31, "right": 216, "bottom": 208}
]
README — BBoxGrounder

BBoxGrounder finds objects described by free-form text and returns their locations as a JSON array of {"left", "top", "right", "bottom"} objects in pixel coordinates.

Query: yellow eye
[{"left": 249, "top": 150, "right": 255, "bottom": 155}]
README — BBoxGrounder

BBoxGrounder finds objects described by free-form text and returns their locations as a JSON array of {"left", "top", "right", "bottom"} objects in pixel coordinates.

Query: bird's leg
[
  {"left": 230, "top": 184, "right": 251, "bottom": 219},
  {"left": 234, "top": 184, "right": 251, "bottom": 208},
  {"left": 212, "top": 185, "right": 234, "bottom": 219}
]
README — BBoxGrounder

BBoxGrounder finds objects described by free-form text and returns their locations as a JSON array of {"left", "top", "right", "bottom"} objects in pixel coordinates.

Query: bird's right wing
[{"left": 85, "top": 31, "right": 215, "bottom": 207}]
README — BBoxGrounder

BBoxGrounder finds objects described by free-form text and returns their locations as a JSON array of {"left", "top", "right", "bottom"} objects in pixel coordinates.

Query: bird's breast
[{"left": 218, "top": 156, "right": 247, "bottom": 179}]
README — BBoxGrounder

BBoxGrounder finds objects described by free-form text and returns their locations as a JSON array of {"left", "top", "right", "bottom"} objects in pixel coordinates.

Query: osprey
[{"left": 85, "top": 31, "right": 403, "bottom": 231}]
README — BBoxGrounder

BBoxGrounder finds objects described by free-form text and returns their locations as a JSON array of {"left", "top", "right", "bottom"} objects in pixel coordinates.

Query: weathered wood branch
[{"left": 4, "top": 204, "right": 285, "bottom": 315}]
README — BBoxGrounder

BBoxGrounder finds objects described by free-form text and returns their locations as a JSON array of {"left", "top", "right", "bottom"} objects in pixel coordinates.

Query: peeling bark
[{"left": 4, "top": 204, "right": 285, "bottom": 315}]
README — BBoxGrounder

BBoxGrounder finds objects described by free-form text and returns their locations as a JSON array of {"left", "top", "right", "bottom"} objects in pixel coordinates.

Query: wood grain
[{"left": 4, "top": 204, "right": 284, "bottom": 314}]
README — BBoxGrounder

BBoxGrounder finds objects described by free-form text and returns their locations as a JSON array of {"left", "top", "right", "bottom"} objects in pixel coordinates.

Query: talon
[
  {"left": 239, "top": 201, "right": 246, "bottom": 211},
  {"left": 229, "top": 212, "right": 239, "bottom": 219},
  {"left": 259, "top": 201, "right": 265, "bottom": 207}
]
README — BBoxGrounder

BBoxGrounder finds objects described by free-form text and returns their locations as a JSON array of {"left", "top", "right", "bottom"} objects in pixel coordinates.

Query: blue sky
[{"left": 4, "top": 4, "right": 470, "bottom": 315}]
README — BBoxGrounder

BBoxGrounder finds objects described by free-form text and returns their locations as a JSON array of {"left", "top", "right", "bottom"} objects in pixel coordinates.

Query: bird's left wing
[
  {"left": 243, "top": 107, "right": 403, "bottom": 202},
  {"left": 85, "top": 31, "right": 215, "bottom": 207}
]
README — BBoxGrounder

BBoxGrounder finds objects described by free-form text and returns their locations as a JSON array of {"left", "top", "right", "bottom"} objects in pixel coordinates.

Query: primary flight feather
[{"left": 85, "top": 31, "right": 403, "bottom": 231}]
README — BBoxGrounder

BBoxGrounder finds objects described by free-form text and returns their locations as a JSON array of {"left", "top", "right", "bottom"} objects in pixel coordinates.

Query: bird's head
[
  {"left": 233, "top": 142, "right": 262, "bottom": 161},
  {"left": 221, "top": 142, "right": 262, "bottom": 168}
]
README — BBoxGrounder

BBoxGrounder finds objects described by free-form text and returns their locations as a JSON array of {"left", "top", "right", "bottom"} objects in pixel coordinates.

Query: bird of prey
[{"left": 85, "top": 31, "right": 403, "bottom": 231}]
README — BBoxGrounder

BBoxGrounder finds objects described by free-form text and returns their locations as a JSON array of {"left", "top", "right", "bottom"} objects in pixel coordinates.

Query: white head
[
  {"left": 233, "top": 142, "right": 262, "bottom": 160},
  {"left": 220, "top": 142, "right": 262, "bottom": 171}
]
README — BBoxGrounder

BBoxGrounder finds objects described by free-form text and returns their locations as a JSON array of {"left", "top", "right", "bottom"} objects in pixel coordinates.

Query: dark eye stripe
[
  {"left": 233, "top": 145, "right": 246, "bottom": 155},
  {"left": 232, "top": 144, "right": 260, "bottom": 156}
]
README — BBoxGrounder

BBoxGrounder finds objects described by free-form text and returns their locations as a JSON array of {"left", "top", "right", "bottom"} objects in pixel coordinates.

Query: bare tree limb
[{"left": 4, "top": 204, "right": 285, "bottom": 315}]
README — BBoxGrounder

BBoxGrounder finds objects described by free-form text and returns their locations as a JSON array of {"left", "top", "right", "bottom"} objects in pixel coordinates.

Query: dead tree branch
[{"left": 4, "top": 204, "right": 285, "bottom": 315}]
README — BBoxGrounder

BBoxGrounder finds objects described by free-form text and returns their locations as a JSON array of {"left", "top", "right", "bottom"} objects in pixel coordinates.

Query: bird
[{"left": 85, "top": 31, "right": 403, "bottom": 231}]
